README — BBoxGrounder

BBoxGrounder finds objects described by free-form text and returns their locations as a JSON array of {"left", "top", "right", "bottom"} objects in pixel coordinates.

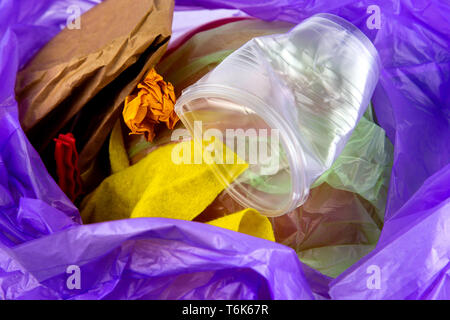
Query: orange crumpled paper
[{"left": 123, "top": 68, "right": 178, "bottom": 142}]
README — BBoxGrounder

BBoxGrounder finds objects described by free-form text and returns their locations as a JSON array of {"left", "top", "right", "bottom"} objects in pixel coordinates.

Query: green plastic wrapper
[{"left": 273, "top": 109, "right": 393, "bottom": 277}]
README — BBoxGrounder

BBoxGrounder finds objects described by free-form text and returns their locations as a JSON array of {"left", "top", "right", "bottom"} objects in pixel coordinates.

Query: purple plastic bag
[{"left": 0, "top": 0, "right": 449, "bottom": 300}]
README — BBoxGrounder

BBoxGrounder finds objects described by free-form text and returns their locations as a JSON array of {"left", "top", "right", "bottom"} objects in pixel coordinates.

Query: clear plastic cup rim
[{"left": 175, "top": 83, "right": 309, "bottom": 217}]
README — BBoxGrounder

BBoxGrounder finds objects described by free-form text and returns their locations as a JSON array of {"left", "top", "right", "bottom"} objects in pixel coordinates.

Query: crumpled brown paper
[{"left": 15, "top": 0, "right": 174, "bottom": 175}]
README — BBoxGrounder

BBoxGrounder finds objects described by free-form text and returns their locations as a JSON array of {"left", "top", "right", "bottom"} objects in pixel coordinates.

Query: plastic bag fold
[{"left": 0, "top": 0, "right": 448, "bottom": 300}]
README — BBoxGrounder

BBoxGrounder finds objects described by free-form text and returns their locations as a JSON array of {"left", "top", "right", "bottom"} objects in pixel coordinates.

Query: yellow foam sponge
[
  {"left": 81, "top": 140, "right": 248, "bottom": 223},
  {"left": 207, "top": 208, "right": 275, "bottom": 242},
  {"left": 82, "top": 138, "right": 275, "bottom": 241}
]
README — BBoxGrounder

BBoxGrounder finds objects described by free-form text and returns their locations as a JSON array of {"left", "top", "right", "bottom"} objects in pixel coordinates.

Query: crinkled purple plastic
[{"left": 0, "top": 0, "right": 448, "bottom": 300}]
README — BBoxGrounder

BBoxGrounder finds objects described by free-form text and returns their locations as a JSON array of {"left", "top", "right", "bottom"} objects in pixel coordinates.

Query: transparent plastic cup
[{"left": 174, "top": 13, "right": 381, "bottom": 217}]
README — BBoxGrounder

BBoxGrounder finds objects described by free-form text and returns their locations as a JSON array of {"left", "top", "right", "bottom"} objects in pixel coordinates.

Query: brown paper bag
[{"left": 16, "top": 0, "right": 174, "bottom": 174}]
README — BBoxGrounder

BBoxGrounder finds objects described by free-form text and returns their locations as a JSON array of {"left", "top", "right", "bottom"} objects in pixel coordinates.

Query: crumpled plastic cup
[{"left": 175, "top": 13, "right": 381, "bottom": 217}]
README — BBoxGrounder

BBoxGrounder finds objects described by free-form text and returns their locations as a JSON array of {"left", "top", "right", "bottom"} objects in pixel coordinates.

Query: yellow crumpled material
[
  {"left": 81, "top": 136, "right": 274, "bottom": 241},
  {"left": 207, "top": 208, "right": 275, "bottom": 241},
  {"left": 123, "top": 68, "right": 178, "bottom": 142}
]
